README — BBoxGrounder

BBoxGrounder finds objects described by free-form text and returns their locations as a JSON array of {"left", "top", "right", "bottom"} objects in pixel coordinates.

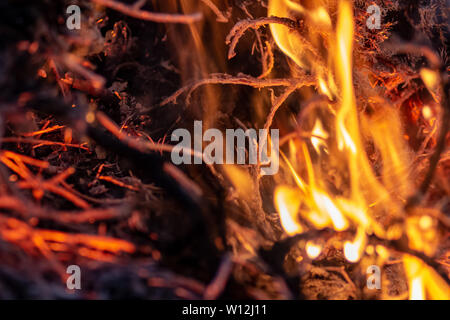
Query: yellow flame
[
  {"left": 270, "top": 0, "right": 403, "bottom": 250},
  {"left": 343, "top": 227, "right": 366, "bottom": 263},
  {"left": 318, "top": 76, "right": 333, "bottom": 100},
  {"left": 311, "top": 7, "right": 331, "bottom": 28},
  {"left": 420, "top": 68, "right": 438, "bottom": 93},
  {"left": 422, "top": 105, "right": 433, "bottom": 120},
  {"left": 312, "top": 190, "right": 348, "bottom": 231},
  {"left": 268, "top": 0, "right": 305, "bottom": 68},
  {"left": 311, "top": 119, "right": 329, "bottom": 153},
  {"left": 280, "top": 150, "right": 306, "bottom": 192},
  {"left": 274, "top": 185, "right": 303, "bottom": 235},
  {"left": 306, "top": 241, "right": 322, "bottom": 259},
  {"left": 419, "top": 215, "right": 433, "bottom": 229},
  {"left": 269, "top": 0, "right": 448, "bottom": 299},
  {"left": 403, "top": 255, "right": 450, "bottom": 300}
]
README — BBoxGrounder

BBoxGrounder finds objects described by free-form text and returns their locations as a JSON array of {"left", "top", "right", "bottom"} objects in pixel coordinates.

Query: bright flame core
[{"left": 306, "top": 241, "right": 322, "bottom": 259}]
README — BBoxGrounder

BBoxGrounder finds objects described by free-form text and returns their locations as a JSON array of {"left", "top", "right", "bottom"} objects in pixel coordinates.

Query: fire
[
  {"left": 420, "top": 68, "right": 439, "bottom": 94},
  {"left": 403, "top": 254, "right": 450, "bottom": 300},
  {"left": 268, "top": 0, "right": 305, "bottom": 69},
  {"left": 274, "top": 185, "right": 303, "bottom": 235},
  {"left": 343, "top": 227, "right": 366, "bottom": 263},
  {"left": 318, "top": 77, "right": 333, "bottom": 101},
  {"left": 312, "top": 190, "right": 348, "bottom": 231},
  {"left": 310, "top": 120, "right": 328, "bottom": 153},
  {"left": 305, "top": 241, "right": 322, "bottom": 259},
  {"left": 270, "top": 0, "right": 450, "bottom": 299}
]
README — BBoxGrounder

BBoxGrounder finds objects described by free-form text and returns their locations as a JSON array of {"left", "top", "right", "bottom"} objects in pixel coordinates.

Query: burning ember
[{"left": 0, "top": 0, "right": 449, "bottom": 301}]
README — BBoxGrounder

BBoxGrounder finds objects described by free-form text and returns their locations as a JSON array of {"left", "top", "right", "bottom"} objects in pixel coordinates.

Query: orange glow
[
  {"left": 422, "top": 105, "right": 433, "bottom": 120},
  {"left": 38, "top": 230, "right": 136, "bottom": 254}
]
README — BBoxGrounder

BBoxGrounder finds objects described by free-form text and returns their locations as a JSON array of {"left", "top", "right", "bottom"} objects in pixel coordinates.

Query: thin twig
[
  {"left": 258, "top": 40, "right": 275, "bottom": 79},
  {"left": 90, "top": 0, "right": 202, "bottom": 24},
  {"left": 0, "top": 137, "right": 89, "bottom": 150},
  {"left": 203, "top": 254, "right": 234, "bottom": 299},
  {"left": 256, "top": 81, "right": 315, "bottom": 176},
  {"left": 90, "top": 112, "right": 205, "bottom": 207},
  {"left": 200, "top": 0, "right": 231, "bottom": 23},
  {"left": 225, "top": 16, "right": 300, "bottom": 59},
  {"left": 401, "top": 46, "right": 450, "bottom": 209},
  {"left": 160, "top": 73, "right": 315, "bottom": 106},
  {"left": 266, "top": 229, "right": 450, "bottom": 287}
]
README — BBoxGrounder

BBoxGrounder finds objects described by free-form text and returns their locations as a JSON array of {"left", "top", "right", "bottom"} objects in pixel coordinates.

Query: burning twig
[
  {"left": 368, "top": 235, "right": 450, "bottom": 287},
  {"left": 98, "top": 175, "right": 139, "bottom": 191},
  {"left": 322, "top": 266, "right": 357, "bottom": 292},
  {"left": 94, "top": 111, "right": 204, "bottom": 162},
  {"left": 410, "top": 79, "right": 450, "bottom": 206},
  {"left": 160, "top": 73, "right": 315, "bottom": 106},
  {"left": 61, "top": 75, "right": 116, "bottom": 100},
  {"left": 37, "top": 229, "right": 135, "bottom": 254},
  {"left": 90, "top": 0, "right": 203, "bottom": 24},
  {"left": 392, "top": 43, "right": 450, "bottom": 209},
  {"left": 17, "top": 168, "right": 90, "bottom": 209},
  {"left": 264, "top": 85, "right": 301, "bottom": 131},
  {"left": 0, "top": 195, "right": 126, "bottom": 224},
  {"left": 60, "top": 54, "right": 105, "bottom": 91},
  {"left": 203, "top": 254, "right": 233, "bottom": 299},
  {"left": 225, "top": 16, "right": 300, "bottom": 59},
  {"left": 200, "top": 0, "right": 231, "bottom": 23},
  {"left": 264, "top": 228, "right": 450, "bottom": 291},
  {"left": 1, "top": 0, "right": 448, "bottom": 300},
  {"left": 0, "top": 137, "right": 89, "bottom": 151},
  {"left": 21, "top": 125, "right": 65, "bottom": 137},
  {"left": 237, "top": 6, "right": 275, "bottom": 78},
  {"left": 0, "top": 151, "right": 89, "bottom": 208},
  {"left": 87, "top": 112, "right": 205, "bottom": 211},
  {"left": 258, "top": 40, "right": 275, "bottom": 79}
]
